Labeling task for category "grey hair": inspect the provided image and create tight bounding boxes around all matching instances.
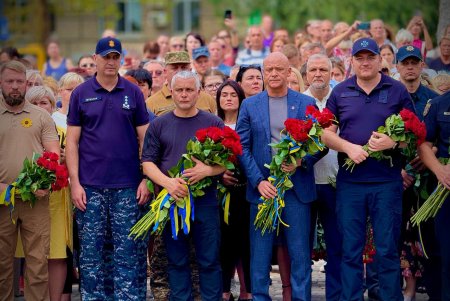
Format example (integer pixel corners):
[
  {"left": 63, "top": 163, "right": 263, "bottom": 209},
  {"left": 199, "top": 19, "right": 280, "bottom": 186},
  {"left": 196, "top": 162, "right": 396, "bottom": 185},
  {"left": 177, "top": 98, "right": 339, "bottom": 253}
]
[
  {"left": 143, "top": 60, "right": 165, "bottom": 69},
  {"left": 395, "top": 29, "right": 414, "bottom": 44},
  {"left": 303, "top": 42, "right": 326, "bottom": 54},
  {"left": 171, "top": 70, "right": 201, "bottom": 90},
  {"left": 306, "top": 53, "right": 332, "bottom": 71},
  {"left": 25, "top": 85, "right": 56, "bottom": 108}
]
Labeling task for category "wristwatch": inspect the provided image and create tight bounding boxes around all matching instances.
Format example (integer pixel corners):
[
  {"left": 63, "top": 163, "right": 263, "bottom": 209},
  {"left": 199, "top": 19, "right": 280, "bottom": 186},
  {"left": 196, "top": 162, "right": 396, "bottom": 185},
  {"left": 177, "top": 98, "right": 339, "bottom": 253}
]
[{"left": 392, "top": 142, "right": 400, "bottom": 150}]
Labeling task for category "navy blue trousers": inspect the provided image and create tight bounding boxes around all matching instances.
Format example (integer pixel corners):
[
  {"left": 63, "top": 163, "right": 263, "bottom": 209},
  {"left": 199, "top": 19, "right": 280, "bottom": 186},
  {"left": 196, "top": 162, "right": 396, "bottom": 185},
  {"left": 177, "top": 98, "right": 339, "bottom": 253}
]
[
  {"left": 162, "top": 204, "right": 222, "bottom": 301},
  {"left": 311, "top": 184, "right": 342, "bottom": 301},
  {"left": 336, "top": 180, "right": 403, "bottom": 301}
]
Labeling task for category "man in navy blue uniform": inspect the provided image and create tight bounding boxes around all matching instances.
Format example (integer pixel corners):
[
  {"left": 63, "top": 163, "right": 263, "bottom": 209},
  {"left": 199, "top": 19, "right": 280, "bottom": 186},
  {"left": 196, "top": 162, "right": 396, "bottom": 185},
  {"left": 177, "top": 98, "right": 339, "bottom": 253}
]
[
  {"left": 237, "top": 52, "right": 326, "bottom": 301},
  {"left": 397, "top": 45, "right": 441, "bottom": 300},
  {"left": 419, "top": 91, "right": 450, "bottom": 301},
  {"left": 66, "top": 37, "right": 150, "bottom": 300},
  {"left": 322, "top": 38, "right": 414, "bottom": 301}
]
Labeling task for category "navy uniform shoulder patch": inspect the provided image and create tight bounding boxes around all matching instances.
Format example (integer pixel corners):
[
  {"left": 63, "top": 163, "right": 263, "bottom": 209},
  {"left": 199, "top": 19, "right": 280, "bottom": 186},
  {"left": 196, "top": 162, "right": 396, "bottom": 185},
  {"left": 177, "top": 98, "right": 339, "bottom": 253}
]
[{"left": 423, "top": 100, "right": 432, "bottom": 117}]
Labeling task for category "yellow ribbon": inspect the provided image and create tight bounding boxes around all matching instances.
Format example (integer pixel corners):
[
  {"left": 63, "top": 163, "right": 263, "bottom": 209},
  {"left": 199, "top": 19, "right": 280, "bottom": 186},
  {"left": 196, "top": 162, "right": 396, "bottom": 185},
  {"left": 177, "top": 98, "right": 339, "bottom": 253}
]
[{"left": 223, "top": 191, "right": 231, "bottom": 225}]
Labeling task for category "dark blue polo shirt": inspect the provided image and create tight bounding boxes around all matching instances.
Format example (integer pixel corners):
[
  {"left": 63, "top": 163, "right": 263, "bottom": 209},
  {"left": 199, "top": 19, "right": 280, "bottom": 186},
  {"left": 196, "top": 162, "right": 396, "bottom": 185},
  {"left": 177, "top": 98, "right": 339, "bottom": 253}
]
[
  {"left": 67, "top": 75, "right": 149, "bottom": 188},
  {"left": 142, "top": 110, "right": 224, "bottom": 206},
  {"left": 327, "top": 74, "right": 414, "bottom": 182},
  {"left": 424, "top": 91, "right": 450, "bottom": 159},
  {"left": 410, "top": 84, "right": 439, "bottom": 121}
]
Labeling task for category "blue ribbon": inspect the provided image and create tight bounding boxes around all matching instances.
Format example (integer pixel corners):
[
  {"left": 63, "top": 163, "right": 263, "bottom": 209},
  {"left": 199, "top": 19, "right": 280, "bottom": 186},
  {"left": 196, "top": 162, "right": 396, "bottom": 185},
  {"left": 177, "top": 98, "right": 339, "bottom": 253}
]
[
  {"left": 152, "top": 193, "right": 171, "bottom": 233},
  {"left": 169, "top": 202, "right": 177, "bottom": 239}
]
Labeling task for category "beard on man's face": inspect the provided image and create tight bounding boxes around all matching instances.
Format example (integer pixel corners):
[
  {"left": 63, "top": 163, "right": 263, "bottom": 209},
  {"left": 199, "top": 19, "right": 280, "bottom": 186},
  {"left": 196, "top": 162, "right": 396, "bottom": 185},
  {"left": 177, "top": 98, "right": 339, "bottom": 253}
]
[{"left": 3, "top": 91, "right": 25, "bottom": 107}]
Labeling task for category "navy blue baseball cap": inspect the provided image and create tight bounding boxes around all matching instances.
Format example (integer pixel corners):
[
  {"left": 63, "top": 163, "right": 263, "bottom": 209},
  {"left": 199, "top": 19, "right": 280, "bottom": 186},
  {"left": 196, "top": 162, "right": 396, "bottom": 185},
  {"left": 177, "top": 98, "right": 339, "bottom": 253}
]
[
  {"left": 95, "top": 37, "right": 122, "bottom": 56},
  {"left": 192, "top": 46, "right": 210, "bottom": 60},
  {"left": 396, "top": 45, "right": 422, "bottom": 62},
  {"left": 352, "top": 38, "right": 380, "bottom": 56}
]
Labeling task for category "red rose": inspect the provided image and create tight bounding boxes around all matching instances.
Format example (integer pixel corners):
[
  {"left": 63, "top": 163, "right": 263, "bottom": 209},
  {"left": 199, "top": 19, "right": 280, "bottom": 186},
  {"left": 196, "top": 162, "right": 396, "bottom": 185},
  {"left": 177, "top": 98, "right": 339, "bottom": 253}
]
[
  {"left": 42, "top": 152, "right": 51, "bottom": 160},
  {"left": 36, "top": 157, "right": 46, "bottom": 167},
  {"left": 284, "top": 118, "right": 303, "bottom": 136},
  {"left": 292, "top": 131, "right": 308, "bottom": 143},
  {"left": 48, "top": 152, "right": 59, "bottom": 162},
  {"left": 55, "top": 165, "right": 69, "bottom": 179},
  {"left": 303, "top": 119, "right": 313, "bottom": 132},
  {"left": 47, "top": 161, "right": 58, "bottom": 172},
  {"left": 195, "top": 129, "right": 208, "bottom": 143},
  {"left": 228, "top": 154, "right": 237, "bottom": 164},
  {"left": 222, "top": 126, "right": 240, "bottom": 142},
  {"left": 305, "top": 105, "right": 319, "bottom": 117},
  {"left": 317, "top": 108, "right": 334, "bottom": 128},
  {"left": 206, "top": 127, "right": 223, "bottom": 142}
]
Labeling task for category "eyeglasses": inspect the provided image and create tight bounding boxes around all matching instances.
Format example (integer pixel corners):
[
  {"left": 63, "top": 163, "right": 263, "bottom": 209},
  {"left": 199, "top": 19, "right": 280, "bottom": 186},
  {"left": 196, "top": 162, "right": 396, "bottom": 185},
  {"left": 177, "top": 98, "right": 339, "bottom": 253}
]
[
  {"left": 204, "top": 82, "right": 223, "bottom": 90},
  {"left": 149, "top": 70, "right": 163, "bottom": 77},
  {"left": 81, "top": 63, "right": 96, "bottom": 68}
]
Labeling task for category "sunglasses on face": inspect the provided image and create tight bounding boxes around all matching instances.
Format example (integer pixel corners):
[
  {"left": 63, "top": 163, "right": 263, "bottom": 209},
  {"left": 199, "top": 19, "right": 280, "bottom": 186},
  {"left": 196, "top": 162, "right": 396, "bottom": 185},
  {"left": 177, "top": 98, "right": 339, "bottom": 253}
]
[{"left": 239, "top": 64, "right": 262, "bottom": 72}]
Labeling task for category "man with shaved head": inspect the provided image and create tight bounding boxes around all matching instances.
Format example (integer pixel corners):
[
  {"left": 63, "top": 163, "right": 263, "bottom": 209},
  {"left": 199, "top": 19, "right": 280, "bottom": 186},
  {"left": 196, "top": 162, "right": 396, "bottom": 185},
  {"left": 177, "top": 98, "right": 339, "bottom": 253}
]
[{"left": 236, "top": 52, "right": 327, "bottom": 300}]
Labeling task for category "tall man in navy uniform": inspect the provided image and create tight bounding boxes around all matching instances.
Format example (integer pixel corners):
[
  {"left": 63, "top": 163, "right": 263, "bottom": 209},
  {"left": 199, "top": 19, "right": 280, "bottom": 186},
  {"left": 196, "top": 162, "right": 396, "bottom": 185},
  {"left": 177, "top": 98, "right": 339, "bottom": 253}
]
[
  {"left": 66, "top": 37, "right": 150, "bottom": 300},
  {"left": 419, "top": 91, "right": 450, "bottom": 301},
  {"left": 396, "top": 45, "right": 441, "bottom": 300},
  {"left": 322, "top": 38, "right": 414, "bottom": 301},
  {"left": 237, "top": 52, "right": 326, "bottom": 301}
]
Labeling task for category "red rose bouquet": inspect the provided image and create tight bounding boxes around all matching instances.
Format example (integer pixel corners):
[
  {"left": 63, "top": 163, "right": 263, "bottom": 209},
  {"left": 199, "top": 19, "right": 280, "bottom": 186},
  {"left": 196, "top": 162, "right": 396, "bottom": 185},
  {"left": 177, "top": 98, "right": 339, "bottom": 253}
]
[
  {"left": 130, "top": 126, "right": 242, "bottom": 239},
  {"left": 254, "top": 106, "right": 336, "bottom": 234},
  {"left": 0, "top": 152, "right": 69, "bottom": 208},
  {"left": 343, "top": 109, "right": 426, "bottom": 171}
]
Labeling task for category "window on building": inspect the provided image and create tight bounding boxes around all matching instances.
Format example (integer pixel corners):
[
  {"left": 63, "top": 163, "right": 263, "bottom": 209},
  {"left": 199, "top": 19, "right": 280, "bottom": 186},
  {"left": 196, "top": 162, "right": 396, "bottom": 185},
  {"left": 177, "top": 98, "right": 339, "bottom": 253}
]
[
  {"left": 116, "top": 0, "right": 142, "bottom": 33},
  {"left": 173, "top": 0, "right": 200, "bottom": 33}
]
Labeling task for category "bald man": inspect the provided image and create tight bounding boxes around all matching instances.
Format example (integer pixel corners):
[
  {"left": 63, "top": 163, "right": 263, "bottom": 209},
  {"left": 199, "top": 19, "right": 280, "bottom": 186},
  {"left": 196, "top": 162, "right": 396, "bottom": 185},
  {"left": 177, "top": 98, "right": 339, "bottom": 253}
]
[{"left": 236, "top": 52, "right": 327, "bottom": 301}]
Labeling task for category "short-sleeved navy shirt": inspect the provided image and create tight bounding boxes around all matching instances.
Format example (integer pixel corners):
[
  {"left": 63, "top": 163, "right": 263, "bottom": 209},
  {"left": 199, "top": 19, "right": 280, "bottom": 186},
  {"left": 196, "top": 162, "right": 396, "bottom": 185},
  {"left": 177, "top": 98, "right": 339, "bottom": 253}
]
[
  {"left": 410, "top": 84, "right": 439, "bottom": 121},
  {"left": 424, "top": 91, "right": 450, "bottom": 159},
  {"left": 326, "top": 74, "right": 414, "bottom": 182},
  {"left": 142, "top": 110, "right": 224, "bottom": 206},
  {"left": 67, "top": 76, "right": 149, "bottom": 188}
]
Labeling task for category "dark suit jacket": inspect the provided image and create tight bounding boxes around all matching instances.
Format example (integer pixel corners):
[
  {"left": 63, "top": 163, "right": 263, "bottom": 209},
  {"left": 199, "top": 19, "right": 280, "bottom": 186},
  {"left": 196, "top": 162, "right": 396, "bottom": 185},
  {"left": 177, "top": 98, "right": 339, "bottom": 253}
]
[{"left": 236, "top": 89, "right": 327, "bottom": 204}]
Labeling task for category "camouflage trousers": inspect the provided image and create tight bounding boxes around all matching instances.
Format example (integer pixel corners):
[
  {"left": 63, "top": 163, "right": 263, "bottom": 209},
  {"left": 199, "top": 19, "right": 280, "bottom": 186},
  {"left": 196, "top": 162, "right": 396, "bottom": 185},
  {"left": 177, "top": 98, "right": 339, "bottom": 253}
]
[{"left": 76, "top": 187, "right": 148, "bottom": 301}]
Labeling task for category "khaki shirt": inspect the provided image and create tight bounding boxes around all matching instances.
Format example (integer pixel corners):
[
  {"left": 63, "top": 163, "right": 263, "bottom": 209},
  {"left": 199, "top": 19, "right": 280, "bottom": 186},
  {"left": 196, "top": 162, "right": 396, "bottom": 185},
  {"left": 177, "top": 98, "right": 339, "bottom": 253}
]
[
  {"left": 0, "top": 97, "right": 59, "bottom": 184},
  {"left": 146, "top": 85, "right": 217, "bottom": 116}
]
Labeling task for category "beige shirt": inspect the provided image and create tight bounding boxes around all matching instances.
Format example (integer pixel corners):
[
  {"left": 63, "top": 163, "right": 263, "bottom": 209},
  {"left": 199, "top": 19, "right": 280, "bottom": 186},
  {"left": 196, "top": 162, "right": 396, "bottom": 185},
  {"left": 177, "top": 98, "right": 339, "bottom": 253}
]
[
  {"left": 0, "top": 97, "right": 59, "bottom": 184},
  {"left": 146, "top": 84, "right": 217, "bottom": 116}
]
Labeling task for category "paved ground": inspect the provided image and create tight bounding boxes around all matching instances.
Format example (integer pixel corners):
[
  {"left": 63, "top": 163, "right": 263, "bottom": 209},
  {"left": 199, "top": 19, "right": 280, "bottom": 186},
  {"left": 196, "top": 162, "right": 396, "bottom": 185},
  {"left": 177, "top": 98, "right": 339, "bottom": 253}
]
[{"left": 15, "top": 261, "right": 428, "bottom": 300}]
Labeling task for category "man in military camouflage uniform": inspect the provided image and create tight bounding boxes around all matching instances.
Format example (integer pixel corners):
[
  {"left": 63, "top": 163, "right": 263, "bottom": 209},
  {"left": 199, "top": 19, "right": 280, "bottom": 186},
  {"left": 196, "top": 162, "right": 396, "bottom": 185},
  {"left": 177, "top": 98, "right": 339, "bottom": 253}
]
[{"left": 66, "top": 37, "right": 150, "bottom": 300}]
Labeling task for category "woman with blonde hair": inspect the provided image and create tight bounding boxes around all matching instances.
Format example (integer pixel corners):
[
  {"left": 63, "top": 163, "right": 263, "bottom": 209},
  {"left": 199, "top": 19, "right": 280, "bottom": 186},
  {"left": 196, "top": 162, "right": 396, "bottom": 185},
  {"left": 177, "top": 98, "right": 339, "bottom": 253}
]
[
  {"left": 287, "top": 66, "right": 305, "bottom": 92},
  {"left": 26, "top": 69, "right": 43, "bottom": 92}
]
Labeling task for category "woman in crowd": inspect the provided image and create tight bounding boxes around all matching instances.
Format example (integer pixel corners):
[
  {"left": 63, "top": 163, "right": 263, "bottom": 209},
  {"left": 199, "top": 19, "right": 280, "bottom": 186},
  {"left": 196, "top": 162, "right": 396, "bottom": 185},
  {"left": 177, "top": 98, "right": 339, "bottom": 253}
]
[
  {"left": 216, "top": 80, "right": 252, "bottom": 301},
  {"left": 185, "top": 32, "right": 206, "bottom": 58},
  {"left": 407, "top": 15, "right": 433, "bottom": 58},
  {"left": 287, "top": 67, "right": 305, "bottom": 92},
  {"left": 235, "top": 65, "right": 263, "bottom": 98},
  {"left": 202, "top": 69, "right": 227, "bottom": 98},
  {"left": 24, "top": 83, "right": 73, "bottom": 301},
  {"left": 78, "top": 55, "right": 97, "bottom": 79},
  {"left": 42, "top": 40, "right": 73, "bottom": 81},
  {"left": 125, "top": 68, "right": 153, "bottom": 99},
  {"left": 270, "top": 37, "right": 287, "bottom": 53},
  {"left": 330, "top": 58, "right": 346, "bottom": 83},
  {"left": 26, "top": 70, "right": 44, "bottom": 92},
  {"left": 379, "top": 44, "right": 398, "bottom": 78}
]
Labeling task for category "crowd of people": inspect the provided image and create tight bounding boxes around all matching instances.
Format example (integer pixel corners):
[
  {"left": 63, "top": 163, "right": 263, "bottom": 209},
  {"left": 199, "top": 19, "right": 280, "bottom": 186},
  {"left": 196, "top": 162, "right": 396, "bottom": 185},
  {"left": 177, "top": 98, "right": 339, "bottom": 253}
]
[{"left": 0, "top": 13, "right": 449, "bottom": 301}]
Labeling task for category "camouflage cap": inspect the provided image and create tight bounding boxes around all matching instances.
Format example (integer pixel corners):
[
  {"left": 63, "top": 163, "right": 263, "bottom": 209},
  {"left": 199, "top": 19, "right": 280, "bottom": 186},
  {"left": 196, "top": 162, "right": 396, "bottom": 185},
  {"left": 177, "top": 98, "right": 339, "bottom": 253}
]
[{"left": 164, "top": 51, "right": 191, "bottom": 65}]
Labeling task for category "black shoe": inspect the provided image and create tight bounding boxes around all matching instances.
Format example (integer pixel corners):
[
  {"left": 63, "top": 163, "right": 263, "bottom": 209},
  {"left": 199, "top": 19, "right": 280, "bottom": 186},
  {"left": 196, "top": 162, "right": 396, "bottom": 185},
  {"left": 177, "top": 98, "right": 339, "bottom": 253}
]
[{"left": 368, "top": 290, "right": 380, "bottom": 301}]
